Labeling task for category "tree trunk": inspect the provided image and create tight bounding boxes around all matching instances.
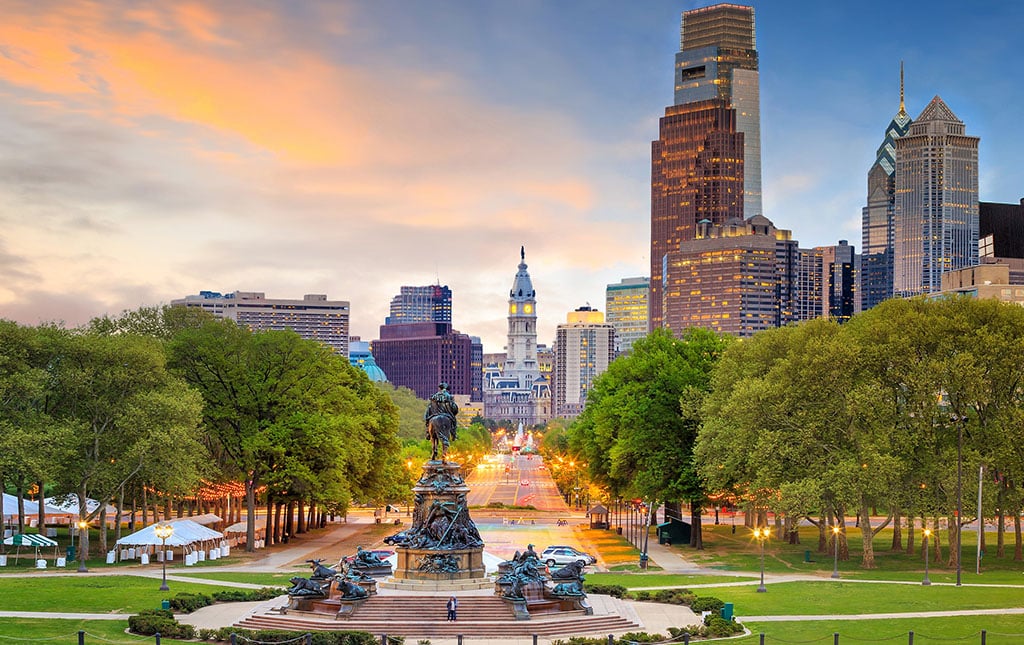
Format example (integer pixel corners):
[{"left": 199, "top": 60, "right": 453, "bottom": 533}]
[
  {"left": 77, "top": 486, "right": 90, "bottom": 563},
  {"left": 905, "top": 512, "right": 915, "bottom": 557},
  {"left": 114, "top": 485, "right": 125, "bottom": 545},
  {"left": 933, "top": 517, "right": 944, "bottom": 563},
  {"left": 858, "top": 502, "right": 875, "bottom": 568},
  {"left": 36, "top": 480, "right": 45, "bottom": 534},
  {"left": 245, "top": 478, "right": 258, "bottom": 553},
  {"left": 891, "top": 506, "right": 902, "bottom": 551},
  {"left": 285, "top": 500, "right": 294, "bottom": 541},
  {"left": 814, "top": 512, "right": 827, "bottom": 553},
  {"left": 141, "top": 487, "right": 149, "bottom": 528},
  {"left": 16, "top": 485, "right": 25, "bottom": 534},
  {"left": 99, "top": 504, "right": 108, "bottom": 554},
  {"left": 163, "top": 494, "right": 171, "bottom": 521},
  {"left": 689, "top": 504, "right": 703, "bottom": 550},
  {"left": 946, "top": 512, "right": 960, "bottom": 569},
  {"left": 997, "top": 496, "right": 1005, "bottom": 558},
  {"left": 1014, "top": 510, "right": 1022, "bottom": 561},
  {"left": 297, "top": 499, "right": 306, "bottom": 534},
  {"left": 264, "top": 495, "right": 274, "bottom": 547}
]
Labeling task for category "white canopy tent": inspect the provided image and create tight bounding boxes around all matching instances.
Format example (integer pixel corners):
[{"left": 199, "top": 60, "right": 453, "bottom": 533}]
[
  {"left": 184, "top": 513, "right": 222, "bottom": 527},
  {"left": 114, "top": 519, "right": 226, "bottom": 565},
  {"left": 45, "top": 496, "right": 118, "bottom": 517},
  {"left": 2, "top": 493, "right": 71, "bottom": 532}
]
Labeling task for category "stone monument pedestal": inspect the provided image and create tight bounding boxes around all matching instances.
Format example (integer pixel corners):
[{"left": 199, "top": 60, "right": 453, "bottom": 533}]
[
  {"left": 383, "top": 459, "right": 486, "bottom": 583},
  {"left": 394, "top": 546, "right": 486, "bottom": 580}
]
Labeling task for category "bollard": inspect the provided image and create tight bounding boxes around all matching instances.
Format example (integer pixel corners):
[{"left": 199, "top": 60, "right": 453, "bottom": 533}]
[
  {"left": 908, "top": 631, "right": 913, "bottom": 645},
  {"left": 533, "top": 635, "right": 538, "bottom": 645},
  {"left": 381, "top": 634, "right": 388, "bottom": 645},
  {"left": 78, "top": 631, "right": 85, "bottom": 645},
  {"left": 305, "top": 634, "right": 312, "bottom": 645},
  {"left": 834, "top": 633, "right": 839, "bottom": 645},
  {"left": 608, "top": 634, "right": 615, "bottom": 645},
  {"left": 760, "top": 634, "right": 765, "bottom": 645},
  {"left": 155, "top": 632, "right": 161, "bottom": 645},
  {"left": 683, "top": 634, "right": 690, "bottom": 644},
  {"left": 230, "top": 633, "right": 238, "bottom": 645},
  {"left": 459, "top": 636, "right": 464, "bottom": 645},
  {"left": 981, "top": 630, "right": 987, "bottom": 644}
]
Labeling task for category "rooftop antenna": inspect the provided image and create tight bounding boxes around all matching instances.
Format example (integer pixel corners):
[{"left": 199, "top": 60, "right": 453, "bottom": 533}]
[{"left": 899, "top": 60, "right": 906, "bottom": 116}]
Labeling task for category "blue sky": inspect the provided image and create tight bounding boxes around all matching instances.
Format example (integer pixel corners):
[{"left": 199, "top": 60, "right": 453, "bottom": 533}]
[{"left": 1, "top": 0, "right": 1021, "bottom": 351}]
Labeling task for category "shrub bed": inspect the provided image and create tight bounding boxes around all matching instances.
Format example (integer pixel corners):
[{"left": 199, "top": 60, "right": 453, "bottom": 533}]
[
  {"left": 196, "top": 628, "right": 381, "bottom": 644},
  {"left": 210, "top": 587, "right": 285, "bottom": 602},
  {"left": 583, "top": 583, "right": 627, "bottom": 598},
  {"left": 128, "top": 609, "right": 196, "bottom": 639},
  {"left": 168, "top": 592, "right": 213, "bottom": 613}
]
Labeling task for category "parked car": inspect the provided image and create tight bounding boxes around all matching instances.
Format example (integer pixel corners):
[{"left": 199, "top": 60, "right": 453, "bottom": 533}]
[
  {"left": 519, "top": 479, "right": 530, "bottom": 486},
  {"left": 541, "top": 545, "right": 596, "bottom": 567}
]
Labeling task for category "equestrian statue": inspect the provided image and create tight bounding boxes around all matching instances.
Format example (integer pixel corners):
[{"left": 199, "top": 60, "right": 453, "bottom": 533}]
[{"left": 425, "top": 382, "right": 459, "bottom": 462}]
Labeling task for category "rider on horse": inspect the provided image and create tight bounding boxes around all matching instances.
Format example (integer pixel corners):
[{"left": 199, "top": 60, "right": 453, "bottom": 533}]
[{"left": 425, "top": 382, "right": 459, "bottom": 460}]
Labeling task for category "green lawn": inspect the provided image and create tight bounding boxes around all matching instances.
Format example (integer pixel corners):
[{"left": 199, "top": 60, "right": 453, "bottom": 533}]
[
  {"left": 177, "top": 571, "right": 294, "bottom": 586},
  {"left": 714, "top": 581, "right": 1024, "bottom": 616},
  {"left": 737, "top": 615, "right": 1024, "bottom": 644},
  {"left": 0, "top": 575, "right": 243, "bottom": 614},
  {"left": 588, "top": 572, "right": 756, "bottom": 588},
  {"left": 0, "top": 618, "right": 137, "bottom": 642}
]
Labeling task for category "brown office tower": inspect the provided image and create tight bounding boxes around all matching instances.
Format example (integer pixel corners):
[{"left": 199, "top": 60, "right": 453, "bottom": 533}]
[{"left": 650, "top": 3, "right": 759, "bottom": 330}]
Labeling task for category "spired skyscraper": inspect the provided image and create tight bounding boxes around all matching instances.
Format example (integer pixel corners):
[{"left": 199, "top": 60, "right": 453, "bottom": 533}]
[
  {"left": 893, "top": 96, "right": 980, "bottom": 297},
  {"left": 861, "top": 65, "right": 912, "bottom": 311},
  {"left": 651, "top": 3, "right": 761, "bottom": 329}
]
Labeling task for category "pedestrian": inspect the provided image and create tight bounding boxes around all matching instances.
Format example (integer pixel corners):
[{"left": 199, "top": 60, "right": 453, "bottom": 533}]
[{"left": 446, "top": 595, "right": 458, "bottom": 622}]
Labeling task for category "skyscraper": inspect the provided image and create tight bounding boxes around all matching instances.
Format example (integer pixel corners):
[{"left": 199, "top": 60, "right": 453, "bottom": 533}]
[
  {"left": 553, "top": 307, "right": 615, "bottom": 419},
  {"left": 370, "top": 322, "right": 474, "bottom": 400},
  {"left": 893, "top": 96, "right": 980, "bottom": 297},
  {"left": 861, "top": 65, "right": 912, "bottom": 311},
  {"left": 651, "top": 3, "right": 760, "bottom": 329},
  {"left": 385, "top": 284, "right": 452, "bottom": 325},
  {"left": 796, "top": 241, "right": 856, "bottom": 324},
  {"left": 605, "top": 277, "right": 649, "bottom": 355}
]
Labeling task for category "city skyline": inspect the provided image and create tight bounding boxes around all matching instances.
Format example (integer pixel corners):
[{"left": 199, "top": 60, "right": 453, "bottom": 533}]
[{"left": 2, "top": 1, "right": 1023, "bottom": 352}]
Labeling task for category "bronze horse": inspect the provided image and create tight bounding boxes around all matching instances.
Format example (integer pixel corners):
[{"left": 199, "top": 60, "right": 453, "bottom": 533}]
[{"left": 427, "top": 413, "right": 457, "bottom": 461}]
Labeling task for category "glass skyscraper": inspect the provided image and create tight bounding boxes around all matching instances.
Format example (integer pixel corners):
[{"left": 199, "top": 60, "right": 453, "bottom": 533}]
[
  {"left": 893, "top": 96, "right": 979, "bottom": 297},
  {"left": 651, "top": 3, "right": 760, "bottom": 330},
  {"left": 861, "top": 66, "right": 912, "bottom": 311}
]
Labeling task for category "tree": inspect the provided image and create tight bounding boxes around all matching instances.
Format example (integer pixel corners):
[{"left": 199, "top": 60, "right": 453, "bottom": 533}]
[
  {"left": 168, "top": 320, "right": 401, "bottom": 549},
  {"left": 569, "top": 328, "right": 730, "bottom": 549}
]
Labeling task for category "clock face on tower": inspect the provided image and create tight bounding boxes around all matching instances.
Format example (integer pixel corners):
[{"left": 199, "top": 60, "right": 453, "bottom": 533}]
[
  {"left": 509, "top": 303, "right": 517, "bottom": 314},
  {"left": 523, "top": 304, "right": 534, "bottom": 314}
]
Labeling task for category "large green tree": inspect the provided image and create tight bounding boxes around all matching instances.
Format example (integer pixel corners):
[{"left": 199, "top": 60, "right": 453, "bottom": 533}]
[{"left": 569, "top": 327, "right": 730, "bottom": 549}]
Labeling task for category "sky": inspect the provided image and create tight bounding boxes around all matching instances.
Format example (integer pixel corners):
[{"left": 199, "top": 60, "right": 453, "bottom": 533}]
[{"left": 2, "top": 0, "right": 1022, "bottom": 352}]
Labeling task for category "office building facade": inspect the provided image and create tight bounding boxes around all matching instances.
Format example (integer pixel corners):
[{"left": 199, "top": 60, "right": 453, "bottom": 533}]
[
  {"left": 796, "top": 241, "right": 856, "bottom": 323},
  {"left": 385, "top": 284, "right": 452, "bottom": 325},
  {"left": 893, "top": 96, "right": 980, "bottom": 297},
  {"left": 553, "top": 307, "right": 616, "bottom": 419},
  {"left": 661, "top": 215, "right": 797, "bottom": 337},
  {"left": 171, "top": 291, "right": 350, "bottom": 355},
  {"left": 605, "top": 277, "right": 649, "bottom": 355},
  {"left": 370, "top": 322, "right": 474, "bottom": 401},
  {"left": 861, "top": 66, "right": 912, "bottom": 311},
  {"left": 651, "top": 3, "right": 760, "bottom": 329}
]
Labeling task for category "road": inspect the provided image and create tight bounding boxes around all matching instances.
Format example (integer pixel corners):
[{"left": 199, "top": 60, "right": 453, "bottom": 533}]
[{"left": 465, "top": 454, "right": 570, "bottom": 513}]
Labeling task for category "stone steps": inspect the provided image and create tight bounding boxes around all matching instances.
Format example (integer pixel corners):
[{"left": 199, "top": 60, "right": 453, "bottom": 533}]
[{"left": 237, "top": 595, "right": 641, "bottom": 638}]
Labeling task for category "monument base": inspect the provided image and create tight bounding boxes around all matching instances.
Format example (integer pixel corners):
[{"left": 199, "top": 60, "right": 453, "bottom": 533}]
[{"left": 393, "top": 546, "right": 486, "bottom": 580}]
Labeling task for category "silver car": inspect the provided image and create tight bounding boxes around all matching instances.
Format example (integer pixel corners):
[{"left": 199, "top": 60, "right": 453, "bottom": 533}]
[{"left": 541, "top": 546, "right": 596, "bottom": 567}]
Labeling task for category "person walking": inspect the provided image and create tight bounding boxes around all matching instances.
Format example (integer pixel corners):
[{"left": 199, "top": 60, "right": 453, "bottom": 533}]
[{"left": 446, "top": 595, "right": 458, "bottom": 622}]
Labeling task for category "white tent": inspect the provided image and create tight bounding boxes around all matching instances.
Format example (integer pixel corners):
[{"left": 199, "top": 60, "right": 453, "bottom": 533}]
[
  {"left": 184, "top": 513, "right": 222, "bottom": 526},
  {"left": 116, "top": 519, "right": 223, "bottom": 547},
  {"left": 45, "top": 496, "right": 117, "bottom": 517},
  {"left": 2, "top": 493, "right": 70, "bottom": 526}
]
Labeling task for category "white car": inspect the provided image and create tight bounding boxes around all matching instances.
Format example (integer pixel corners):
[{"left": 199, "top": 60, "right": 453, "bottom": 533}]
[{"left": 541, "top": 546, "right": 596, "bottom": 567}]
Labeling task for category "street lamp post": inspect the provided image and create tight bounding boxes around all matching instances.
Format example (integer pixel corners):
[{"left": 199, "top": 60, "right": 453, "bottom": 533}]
[
  {"left": 154, "top": 524, "right": 174, "bottom": 591},
  {"left": 76, "top": 520, "right": 89, "bottom": 573},
  {"left": 922, "top": 528, "right": 932, "bottom": 586},
  {"left": 753, "top": 527, "right": 768, "bottom": 592},
  {"left": 831, "top": 525, "right": 841, "bottom": 579}
]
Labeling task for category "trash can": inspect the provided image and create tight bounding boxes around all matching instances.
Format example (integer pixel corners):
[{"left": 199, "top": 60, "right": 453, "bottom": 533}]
[
  {"left": 639, "top": 552, "right": 649, "bottom": 570},
  {"left": 616, "top": 527, "right": 622, "bottom": 535},
  {"left": 721, "top": 603, "right": 734, "bottom": 621},
  {"left": 161, "top": 600, "right": 170, "bottom": 610},
  {"left": 66, "top": 545, "right": 75, "bottom": 561}
]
